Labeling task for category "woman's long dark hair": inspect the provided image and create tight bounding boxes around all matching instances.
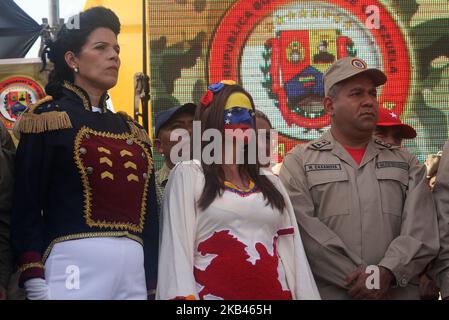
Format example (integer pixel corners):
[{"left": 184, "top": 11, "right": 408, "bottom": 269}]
[
  {"left": 196, "top": 84, "right": 285, "bottom": 212},
  {"left": 40, "top": 6, "right": 120, "bottom": 98}
]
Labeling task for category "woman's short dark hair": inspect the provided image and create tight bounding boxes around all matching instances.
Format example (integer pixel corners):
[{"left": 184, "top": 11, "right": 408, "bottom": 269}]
[
  {"left": 41, "top": 6, "right": 121, "bottom": 97},
  {"left": 195, "top": 84, "right": 286, "bottom": 212}
]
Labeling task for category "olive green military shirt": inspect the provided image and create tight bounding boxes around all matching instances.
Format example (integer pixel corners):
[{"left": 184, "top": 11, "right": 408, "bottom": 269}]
[
  {"left": 433, "top": 140, "right": 449, "bottom": 298},
  {"left": 280, "top": 130, "right": 439, "bottom": 299},
  {"left": 155, "top": 162, "right": 171, "bottom": 211}
]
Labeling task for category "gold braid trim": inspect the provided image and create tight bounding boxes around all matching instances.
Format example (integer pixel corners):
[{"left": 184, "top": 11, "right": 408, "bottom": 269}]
[
  {"left": 62, "top": 81, "right": 90, "bottom": 110},
  {"left": 28, "top": 96, "right": 53, "bottom": 113},
  {"left": 42, "top": 231, "right": 144, "bottom": 262},
  {"left": 17, "top": 110, "right": 73, "bottom": 134},
  {"left": 16, "top": 95, "right": 73, "bottom": 134},
  {"left": 117, "top": 111, "right": 151, "bottom": 145},
  {"left": 128, "top": 120, "right": 151, "bottom": 145},
  {"left": 73, "top": 127, "right": 153, "bottom": 233},
  {"left": 18, "top": 262, "right": 44, "bottom": 273}
]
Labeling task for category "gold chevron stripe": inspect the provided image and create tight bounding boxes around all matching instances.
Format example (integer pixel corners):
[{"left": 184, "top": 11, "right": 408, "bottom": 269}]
[
  {"left": 98, "top": 147, "right": 111, "bottom": 154},
  {"left": 120, "top": 150, "right": 133, "bottom": 157},
  {"left": 124, "top": 161, "right": 137, "bottom": 170},
  {"left": 100, "top": 157, "right": 113, "bottom": 167},
  {"left": 127, "top": 174, "right": 139, "bottom": 182},
  {"left": 101, "top": 171, "right": 114, "bottom": 180},
  {"left": 100, "top": 157, "right": 112, "bottom": 167}
]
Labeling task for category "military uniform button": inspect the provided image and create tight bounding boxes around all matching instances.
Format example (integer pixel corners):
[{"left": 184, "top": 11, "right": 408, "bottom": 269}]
[
  {"left": 79, "top": 147, "right": 87, "bottom": 155},
  {"left": 400, "top": 278, "right": 407, "bottom": 287},
  {"left": 143, "top": 173, "right": 148, "bottom": 180},
  {"left": 141, "top": 152, "right": 145, "bottom": 158},
  {"left": 126, "top": 139, "right": 133, "bottom": 145},
  {"left": 85, "top": 134, "right": 91, "bottom": 139},
  {"left": 86, "top": 167, "right": 94, "bottom": 174}
]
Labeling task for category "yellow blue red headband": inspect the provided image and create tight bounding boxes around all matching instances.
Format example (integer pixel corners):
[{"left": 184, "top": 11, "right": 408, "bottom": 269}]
[{"left": 224, "top": 92, "right": 252, "bottom": 110}]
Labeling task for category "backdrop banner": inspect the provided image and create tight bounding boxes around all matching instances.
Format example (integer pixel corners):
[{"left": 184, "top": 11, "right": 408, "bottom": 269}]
[{"left": 148, "top": 0, "right": 449, "bottom": 165}]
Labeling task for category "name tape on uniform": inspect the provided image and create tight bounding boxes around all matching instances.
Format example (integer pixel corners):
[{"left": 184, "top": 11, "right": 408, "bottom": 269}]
[
  {"left": 304, "top": 163, "right": 342, "bottom": 172},
  {"left": 376, "top": 161, "right": 409, "bottom": 171}
]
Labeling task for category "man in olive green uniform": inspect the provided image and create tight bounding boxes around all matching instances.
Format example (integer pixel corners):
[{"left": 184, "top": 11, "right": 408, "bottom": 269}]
[
  {"left": 433, "top": 141, "right": 449, "bottom": 300},
  {"left": 0, "top": 121, "right": 15, "bottom": 300},
  {"left": 279, "top": 57, "right": 439, "bottom": 299}
]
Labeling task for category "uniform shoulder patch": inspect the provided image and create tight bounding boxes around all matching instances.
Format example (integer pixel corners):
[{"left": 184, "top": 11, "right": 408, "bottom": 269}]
[
  {"left": 374, "top": 139, "right": 392, "bottom": 149},
  {"left": 310, "top": 140, "right": 331, "bottom": 150}
]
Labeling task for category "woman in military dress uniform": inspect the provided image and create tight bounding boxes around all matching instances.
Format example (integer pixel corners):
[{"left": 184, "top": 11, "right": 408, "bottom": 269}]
[{"left": 11, "top": 7, "right": 158, "bottom": 300}]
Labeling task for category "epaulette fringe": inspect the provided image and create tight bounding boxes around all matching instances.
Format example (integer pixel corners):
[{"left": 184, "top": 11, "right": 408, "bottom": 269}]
[{"left": 18, "top": 111, "right": 73, "bottom": 134}]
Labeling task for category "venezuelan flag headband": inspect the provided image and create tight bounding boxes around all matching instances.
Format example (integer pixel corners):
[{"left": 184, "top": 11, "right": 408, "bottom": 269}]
[{"left": 200, "top": 80, "right": 255, "bottom": 130}]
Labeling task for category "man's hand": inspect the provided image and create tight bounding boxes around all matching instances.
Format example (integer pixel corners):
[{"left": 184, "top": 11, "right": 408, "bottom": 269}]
[
  {"left": 419, "top": 274, "right": 440, "bottom": 300},
  {"left": 345, "top": 265, "right": 365, "bottom": 288},
  {"left": 346, "top": 265, "right": 393, "bottom": 300}
]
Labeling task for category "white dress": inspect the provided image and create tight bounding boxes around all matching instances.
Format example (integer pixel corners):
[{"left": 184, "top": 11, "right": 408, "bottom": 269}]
[{"left": 156, "top": 160, "right": 320, "bottom": 300}]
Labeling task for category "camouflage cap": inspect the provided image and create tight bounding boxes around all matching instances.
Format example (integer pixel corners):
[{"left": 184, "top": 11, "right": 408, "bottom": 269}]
[{"left": 323, "top": 57, "right": 387, "bottom": 96}]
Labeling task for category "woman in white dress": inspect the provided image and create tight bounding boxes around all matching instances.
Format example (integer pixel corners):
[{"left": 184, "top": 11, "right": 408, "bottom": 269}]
[{"left": 156, "top": 80, "right": 320, "bottom": 300}]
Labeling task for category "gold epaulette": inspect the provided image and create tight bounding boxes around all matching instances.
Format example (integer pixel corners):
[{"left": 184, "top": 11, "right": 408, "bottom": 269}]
[
  {"left": 17, "top": 96, "right": 73, "bottom": 134},
  {"left": 117, "top": 111, "right": 151, "bottom": 145}
]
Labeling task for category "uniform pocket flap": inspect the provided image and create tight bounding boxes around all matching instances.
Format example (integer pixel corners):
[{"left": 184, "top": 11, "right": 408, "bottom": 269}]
[
  {"left": 306, "top": 167, "right": 348, "bottom": 189},
  {"left": 375, "top": 163, "right": 409, "bottom": 187}
]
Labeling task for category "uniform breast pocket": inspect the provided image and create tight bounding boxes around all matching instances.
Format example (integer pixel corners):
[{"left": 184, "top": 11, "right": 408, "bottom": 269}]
[
  {"left": 376, "top": 167, "right": 409, "bottom": 217},
  {"left": 307, "top": 170, "right": 350, "bottom": 220}
]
